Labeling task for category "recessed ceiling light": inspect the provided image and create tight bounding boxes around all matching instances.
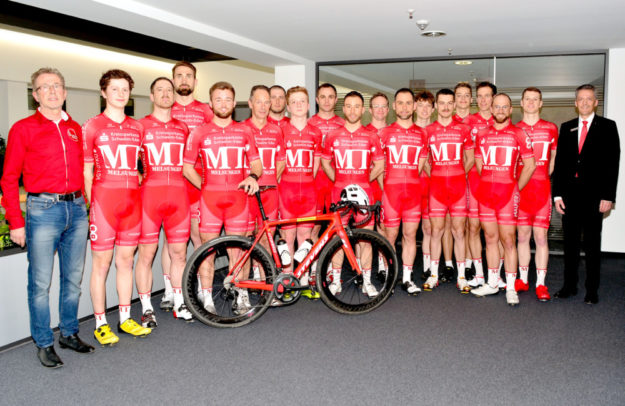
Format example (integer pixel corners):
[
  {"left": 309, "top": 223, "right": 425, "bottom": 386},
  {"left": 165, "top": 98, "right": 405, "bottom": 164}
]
[
  {"left": 421, "top": 30, "right": 446, "bottom": 38},
  {"left": 454, "top": 60, "right": 473, "bottom": 65}
]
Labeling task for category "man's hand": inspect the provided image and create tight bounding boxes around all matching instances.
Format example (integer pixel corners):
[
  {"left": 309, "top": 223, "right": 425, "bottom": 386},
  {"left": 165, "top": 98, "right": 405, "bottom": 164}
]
[
  {"left": 554, "top": 199, "right": 566, "bottom": 215},
  {"left": 599, "top": 200, "right": 613, "bottom": 213},
  {"left": 10, "top": 227, "right": 26, "bottom": 247},
  {"left": 238, "top": 176, "right": 259, "bottom": 196}
]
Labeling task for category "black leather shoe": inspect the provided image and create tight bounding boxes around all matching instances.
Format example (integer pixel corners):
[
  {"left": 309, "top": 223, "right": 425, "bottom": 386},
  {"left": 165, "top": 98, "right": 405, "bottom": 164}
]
[
  {"left": 421, "top": 270, "right": 431, "bottom": 281},
  {"left": 554, "top": 287, "right": 578, "bottom": 299},
  {"left": 584, "top": 293, "right": 599, "bottom": 305},
  {"left": 59, "top": 334, "right": 95, "bottom": 353},
  {"left": 37, "top": 346, "right": 64, "bottom": 368}
]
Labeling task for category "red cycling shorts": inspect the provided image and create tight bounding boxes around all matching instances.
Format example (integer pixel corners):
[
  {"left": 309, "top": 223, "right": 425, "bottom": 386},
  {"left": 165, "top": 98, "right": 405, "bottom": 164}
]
[
  {"left": 420, "top": 175, "right": 430, "bottom": 220},
  {"left": 315, "top": 171, "right": 333, "bottom": 214},
  {"left": 467, "top": 169, "right": 480, "bottom": 219},
  {"left": 89, "top": 186, "right": 142, "bottom": 251},
  {"left": 279, "top": 180, "right": 317, "bottom": 229},
  {"left": 247, "top": 187, "right": 279, "bottom": 232},
  {"left": 139, "top": 184, "right": 190, "bottom": 244},
  {"left": 199, "top": 189, "right": 249, "bottom": 234},
  {"left": 382, "top": 182, "right": 421, "bottom": 228},
  {"left": 428, "top": 175, "right": 468, "bottom": 218},
  {"left": 517, "top": 179, "right": 552, "bottom": 229},
  {"left": 478, "top": 184, "right": 519, "bottom": 225}
]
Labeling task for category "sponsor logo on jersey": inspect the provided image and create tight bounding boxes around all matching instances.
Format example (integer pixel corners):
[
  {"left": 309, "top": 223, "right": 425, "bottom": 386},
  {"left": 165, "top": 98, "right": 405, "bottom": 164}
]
[
  {"left": 204, "top": 139, "right": 211, "bottom": 146},
  {"left": 100, "top": 135, "right": 109, "bottom": 142},
  {"left": 67, "top": 128, "right": 78, "bottom": 142},
  {"left": 146, "top": 133, "right": 154, "bottom": 140},
  {"left": 390, "top": 137, "right": 396, "bottom": 143}
]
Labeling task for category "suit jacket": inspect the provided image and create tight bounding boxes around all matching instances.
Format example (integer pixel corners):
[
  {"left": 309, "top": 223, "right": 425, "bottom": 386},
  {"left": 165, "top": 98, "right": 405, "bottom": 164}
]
[{"left": 552, "top": 115, "right": 620, "bottom": 204}]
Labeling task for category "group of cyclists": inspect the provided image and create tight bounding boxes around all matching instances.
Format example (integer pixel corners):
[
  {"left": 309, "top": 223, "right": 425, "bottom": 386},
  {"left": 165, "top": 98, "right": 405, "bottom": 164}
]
[{"left": 74, "top": 61, "right": 556, "bottom": 346}]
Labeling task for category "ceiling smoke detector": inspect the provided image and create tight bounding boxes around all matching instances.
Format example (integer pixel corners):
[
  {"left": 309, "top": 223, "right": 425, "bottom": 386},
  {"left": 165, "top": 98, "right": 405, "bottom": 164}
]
[
  {"left": 421, "top": 30, "right": 446, "bottom": 38},
  {"left": 416, "top": 19, "right": 429, "bottom": 30}
]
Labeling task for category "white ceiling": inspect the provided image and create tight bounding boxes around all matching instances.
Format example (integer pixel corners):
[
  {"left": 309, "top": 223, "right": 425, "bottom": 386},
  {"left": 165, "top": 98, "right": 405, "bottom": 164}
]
[{"left": 13, "top": 0, "right": 625, "bottom": 67}]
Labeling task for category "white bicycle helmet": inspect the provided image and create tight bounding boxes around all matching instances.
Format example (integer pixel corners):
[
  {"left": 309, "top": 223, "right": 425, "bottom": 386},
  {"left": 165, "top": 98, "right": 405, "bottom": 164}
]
[{"left": 340, "top": 184, "right": 369, "bottom": 213}]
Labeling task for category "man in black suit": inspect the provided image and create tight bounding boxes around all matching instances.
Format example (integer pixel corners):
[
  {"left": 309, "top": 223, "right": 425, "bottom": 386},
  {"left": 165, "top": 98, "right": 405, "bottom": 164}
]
[{"left": 552, "top": 84, "right": 620, "bottom": 304}]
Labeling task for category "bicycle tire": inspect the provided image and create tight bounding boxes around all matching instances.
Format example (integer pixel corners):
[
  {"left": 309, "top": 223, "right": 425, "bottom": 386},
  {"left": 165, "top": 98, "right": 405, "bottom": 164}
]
[
  {"left": 182, "top": 235, "right": 276, "bottom": 328},
  {"left": 316, "top": 229, "right": 398, "bottom": 315}
]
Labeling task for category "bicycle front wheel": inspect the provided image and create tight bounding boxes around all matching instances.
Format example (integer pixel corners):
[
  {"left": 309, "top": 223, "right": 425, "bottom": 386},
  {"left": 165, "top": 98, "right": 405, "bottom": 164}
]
[
  {"left": 316, "top": 229, "right": 398, "bottom": 315},
  {"left": 182, "top": 236, "right": 276, "bottom": 328}
]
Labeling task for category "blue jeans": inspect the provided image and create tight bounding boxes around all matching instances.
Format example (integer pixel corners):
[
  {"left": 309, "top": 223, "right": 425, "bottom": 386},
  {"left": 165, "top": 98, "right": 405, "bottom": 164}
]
[{"left": 25, "top": 194, "right": 88, "bottom": 348}]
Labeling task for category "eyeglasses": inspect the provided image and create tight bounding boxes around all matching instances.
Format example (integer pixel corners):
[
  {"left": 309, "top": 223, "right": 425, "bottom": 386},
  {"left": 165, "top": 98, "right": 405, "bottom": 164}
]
[{"left": 36, "top": 83, "right": 64, "bottom": 93}]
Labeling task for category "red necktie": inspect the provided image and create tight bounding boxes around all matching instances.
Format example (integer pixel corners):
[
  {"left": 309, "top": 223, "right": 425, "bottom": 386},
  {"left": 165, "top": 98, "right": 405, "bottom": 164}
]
[{"left": 579, "top": 120, "right": 588, "bottom": 152}]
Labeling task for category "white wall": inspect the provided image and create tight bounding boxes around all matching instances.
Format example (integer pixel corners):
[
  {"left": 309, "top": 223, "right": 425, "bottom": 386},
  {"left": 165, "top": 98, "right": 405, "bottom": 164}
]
[
  {"left": 194, "top": 60, "right": 274, "bottom": 103},
  {"left": 602, "top": 48, "right": 625, "bottom": 253}
]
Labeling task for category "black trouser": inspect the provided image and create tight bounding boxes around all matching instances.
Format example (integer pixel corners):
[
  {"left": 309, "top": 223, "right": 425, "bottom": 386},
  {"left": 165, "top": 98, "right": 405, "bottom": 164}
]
[{"left": 561, "top": 195, "right": 604, "bottom": 295}]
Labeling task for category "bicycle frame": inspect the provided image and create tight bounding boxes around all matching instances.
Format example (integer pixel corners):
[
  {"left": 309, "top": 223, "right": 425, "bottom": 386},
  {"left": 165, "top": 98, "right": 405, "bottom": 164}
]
[{"left": 232, "top": 203, "right": 361, "bottom": 292}]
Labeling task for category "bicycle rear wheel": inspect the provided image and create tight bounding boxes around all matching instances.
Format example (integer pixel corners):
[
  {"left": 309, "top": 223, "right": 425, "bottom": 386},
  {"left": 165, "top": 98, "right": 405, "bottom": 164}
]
[
  {"left": 182, "top": 236, "right": 276, "bottom": 327},
  {"left": 316, "top": 229, "right": 398, "bottom": 314}
]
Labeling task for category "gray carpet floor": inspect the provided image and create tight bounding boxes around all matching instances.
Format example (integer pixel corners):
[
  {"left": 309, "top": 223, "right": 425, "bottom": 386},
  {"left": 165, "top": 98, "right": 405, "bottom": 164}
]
[{"left": 1, "top": 255, "right": 624, "bottom": 406}]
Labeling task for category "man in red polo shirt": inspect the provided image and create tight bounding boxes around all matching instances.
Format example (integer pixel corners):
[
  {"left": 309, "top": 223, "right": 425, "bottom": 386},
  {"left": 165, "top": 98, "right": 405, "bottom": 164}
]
[{"left": 1, "top": 67, "right": 92, "bottom": 368}]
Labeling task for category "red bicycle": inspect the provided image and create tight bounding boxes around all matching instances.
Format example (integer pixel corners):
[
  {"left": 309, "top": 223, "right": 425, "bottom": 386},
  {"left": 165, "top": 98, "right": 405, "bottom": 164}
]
[{"left": 182, "top": 186, "right": 398, "bottom": 327}]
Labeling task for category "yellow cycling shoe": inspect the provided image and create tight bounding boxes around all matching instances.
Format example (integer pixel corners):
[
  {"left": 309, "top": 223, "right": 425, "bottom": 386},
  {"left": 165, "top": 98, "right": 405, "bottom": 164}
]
[
  {"left": 94, "top": 324, "right": 120, "bottom": 346},
  {"left": 117, "top": 318, "right": 152, "bottom": 337},
  {"left": 301, "top": 289, "right": 320, "bottom": 300}
]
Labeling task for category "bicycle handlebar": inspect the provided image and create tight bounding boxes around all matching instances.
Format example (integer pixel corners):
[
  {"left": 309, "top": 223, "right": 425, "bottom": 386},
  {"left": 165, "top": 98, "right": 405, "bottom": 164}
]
[{"left": 329, "top": 200, "right": 382, "bottom": 228}]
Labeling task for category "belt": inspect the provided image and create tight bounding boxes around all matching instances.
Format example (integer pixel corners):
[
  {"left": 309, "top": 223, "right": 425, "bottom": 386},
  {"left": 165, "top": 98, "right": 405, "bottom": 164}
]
[{"left": 28, "top": 191, "right": 82, "bottom": 201}]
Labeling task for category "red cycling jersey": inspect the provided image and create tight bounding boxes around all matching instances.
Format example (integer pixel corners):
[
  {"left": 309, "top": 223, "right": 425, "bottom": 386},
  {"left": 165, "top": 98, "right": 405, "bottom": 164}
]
[
  {"left": 171, "top": 100, "right": 213, "bottom": 130},
  {"left": 308, "top": 114, "right": 345, "bottom": 139},
  {"left": 83, "top": 114, "right": 143, "bottom": 189},
  {"left": 280, "top": 122, "right": 322, "bottom": 183},
  {"left": 139, "top": 115, "right": 189, "bottom": 187},
  {"left": 83, "top": 114, "right": 143, "bottom": 250},
  {"left": 309, "top": 114, "right": 345, "bottom": 211},
  {"left": 267, "top": 116, "right": 290, "bottom": 128},
  {"left": 364, "top": 123, "right": 386, "bottom": 202},
  {"left": 515, "top": 119, "right": 558, "bottom": 181},
  {"left": 184, "top": 121, "right": 260, "bottom": 190},
  {"left": 243, "top": 119, "right": 286, "bottom": 186},
  {"left": 380, "top": 122, "right": 427, "bottom": 184},
  {"left": 322, "top": 125, "right": 384, "bottom": 189},
  {"left": 516, "top": 119, "right": 558, "bottom": 220},
  {"left": 453, "top": 113, "right": 470, "bottom": 124},
  {"left": 475, "top": 123, "right": 534, "bottom": 209},
  {"left": 426, "top": 120, "right": 473, "bottom": 178}
]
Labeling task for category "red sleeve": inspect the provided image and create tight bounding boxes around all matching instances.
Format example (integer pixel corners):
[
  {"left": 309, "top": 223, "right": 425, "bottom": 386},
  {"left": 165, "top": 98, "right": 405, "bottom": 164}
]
[
  {"left": 419, "top": 130, "right": 428, "bottom": 158},
  {"left": 321, "top": 130, "right": 334, "bottom": 160},
  {"left": 462, "top": 124, "right": 474, "bottom": 150},
  {"left": 474, "top": 133, "right": 484, "bottom": 160},
  {"left": 276, "top": 129, "right": 286, "bottom": 162},
  {"left": 82, "top": 119, "right": 96, "bottom": 163},
  {"left": 0, "top": 121, "right": 27, "bottom": 229},
  {"left": 184, "top": 126, "right": 202, "bottom": 164},
  {"left": 312, "top": 127, "right": 323, "bottom": 157},
  {"left": 550, "top": 123, "right": 558, "bottom": 151},
  {"left": 244, "top": 127, "right": 260, "bottom": 163},
  {"left": 370, "top": 133, "right": 384, "bottom": 161},
  {"left": 517, "top": 128, "right": 534, "bottom": 159}
]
